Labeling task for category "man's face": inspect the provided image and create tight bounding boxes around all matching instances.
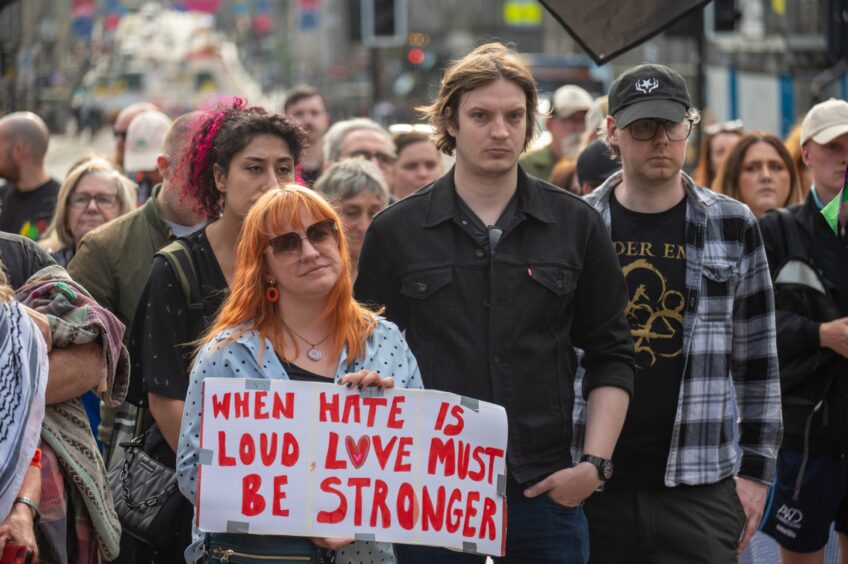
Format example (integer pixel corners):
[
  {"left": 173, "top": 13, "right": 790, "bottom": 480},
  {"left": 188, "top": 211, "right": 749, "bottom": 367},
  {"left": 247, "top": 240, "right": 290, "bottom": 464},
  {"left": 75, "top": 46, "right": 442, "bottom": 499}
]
[
  {"left": 447, "top": 78, "right": 527, "bottom": 179},
  {"left": 339, "top": 129, "right": 396, "bottom": 186},
  {"left": 802, "top": 132, "right": 848, "bottom": 200},
  {"left": 547, "top": 110, "right": 587, "bottom": 158},
  {"left": 287, "top": 95, "right": 329, "bottom": 144},
  {"left": 606, "top": 115, "right": 688, "bottom": 185}
]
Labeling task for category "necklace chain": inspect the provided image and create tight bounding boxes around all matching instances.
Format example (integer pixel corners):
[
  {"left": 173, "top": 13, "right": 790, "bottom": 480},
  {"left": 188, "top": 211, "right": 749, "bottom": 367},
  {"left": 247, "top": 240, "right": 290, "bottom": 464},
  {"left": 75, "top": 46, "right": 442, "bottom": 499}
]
[{"left": 282, "top": 321, "right": 330, "bottom": 361}]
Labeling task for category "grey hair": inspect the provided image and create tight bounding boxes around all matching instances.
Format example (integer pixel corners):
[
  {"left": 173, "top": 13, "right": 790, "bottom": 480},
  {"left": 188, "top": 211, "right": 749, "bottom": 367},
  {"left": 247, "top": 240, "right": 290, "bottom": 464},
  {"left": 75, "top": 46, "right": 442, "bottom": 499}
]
[
  {"left": 314, "top": 157, "right": 390, "bottom": 205},
  {"left": 322, "top": 118, "right": 394, "bottom": 164}
]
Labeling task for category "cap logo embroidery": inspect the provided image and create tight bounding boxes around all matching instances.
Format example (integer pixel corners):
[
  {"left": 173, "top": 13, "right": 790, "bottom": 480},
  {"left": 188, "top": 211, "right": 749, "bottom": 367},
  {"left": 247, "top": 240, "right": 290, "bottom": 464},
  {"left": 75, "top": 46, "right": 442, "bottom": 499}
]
[{"left": 635, "top": 78, "right": 660, "bottom": 94}]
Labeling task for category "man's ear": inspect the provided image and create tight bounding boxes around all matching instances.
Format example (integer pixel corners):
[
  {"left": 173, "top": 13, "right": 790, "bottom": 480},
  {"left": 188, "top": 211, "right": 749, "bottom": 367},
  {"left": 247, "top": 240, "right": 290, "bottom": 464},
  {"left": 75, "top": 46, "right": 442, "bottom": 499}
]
[
  {"left": 213, "top": 163, "right": 226, "bottom": 193},
  {"left": 605, "top": 115, "right": 620, "bottom": 148},
  {"left": 444, "top": 108, "right": 458, "bottom": 138},
  {"left": 156, "top": 154, "right": 169, "bottom": 178},
  {"left": 800, "top": 143, "right": 812, "bottom": 168}
]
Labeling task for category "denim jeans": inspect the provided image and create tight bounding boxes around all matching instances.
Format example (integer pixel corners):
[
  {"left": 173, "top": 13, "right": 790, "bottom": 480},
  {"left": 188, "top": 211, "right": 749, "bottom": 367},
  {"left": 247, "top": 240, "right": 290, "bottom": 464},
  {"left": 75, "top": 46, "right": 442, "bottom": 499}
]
[{"left": 394, "top": 475, "right": 590, "bottom": 564}]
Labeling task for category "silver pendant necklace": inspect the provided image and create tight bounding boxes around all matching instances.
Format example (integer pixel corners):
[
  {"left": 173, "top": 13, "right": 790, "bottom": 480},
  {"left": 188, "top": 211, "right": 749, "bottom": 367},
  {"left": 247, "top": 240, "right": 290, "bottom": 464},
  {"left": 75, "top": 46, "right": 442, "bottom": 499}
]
[{"left": 283, "top": 322, "right": 330, "bottom": 361}]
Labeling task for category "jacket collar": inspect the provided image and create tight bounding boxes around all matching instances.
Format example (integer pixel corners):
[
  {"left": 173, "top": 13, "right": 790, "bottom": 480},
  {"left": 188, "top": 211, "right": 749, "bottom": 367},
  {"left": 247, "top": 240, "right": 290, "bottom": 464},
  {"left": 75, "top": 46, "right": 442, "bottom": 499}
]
[
  {"left": 422, "top": 165, "right": 556, "bottom": 228},
  {"left": 142, "top": 183, "right": 173, "bottom": 240}
]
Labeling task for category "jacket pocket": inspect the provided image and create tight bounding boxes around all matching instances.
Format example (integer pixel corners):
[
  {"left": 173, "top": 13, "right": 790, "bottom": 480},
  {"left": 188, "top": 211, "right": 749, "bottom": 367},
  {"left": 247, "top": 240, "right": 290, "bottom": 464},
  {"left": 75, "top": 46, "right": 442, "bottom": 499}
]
[
  {"left": 700, "top": 260, "right": 736, "bottom": 323},
  {"left": 529, "top": 264, "right": 578, "bottom": 297},
  {"left": 400, "top": 266, "right": 453, "bottom": 300}
]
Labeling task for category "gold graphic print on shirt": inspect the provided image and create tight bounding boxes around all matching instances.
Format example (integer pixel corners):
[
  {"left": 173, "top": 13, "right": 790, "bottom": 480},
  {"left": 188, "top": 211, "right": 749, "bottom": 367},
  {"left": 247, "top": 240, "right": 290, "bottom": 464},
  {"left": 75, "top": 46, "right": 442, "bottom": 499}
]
[{"left": 615, "top": 242, "right": 686, "bottom": 369}]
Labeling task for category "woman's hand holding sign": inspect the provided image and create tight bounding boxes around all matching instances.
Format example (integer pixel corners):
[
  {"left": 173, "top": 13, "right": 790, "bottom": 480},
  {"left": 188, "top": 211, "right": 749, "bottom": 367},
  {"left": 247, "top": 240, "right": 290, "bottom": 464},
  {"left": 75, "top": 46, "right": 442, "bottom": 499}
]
[{"left": 338, "top": 369, "right": 394, "bottom": 391}]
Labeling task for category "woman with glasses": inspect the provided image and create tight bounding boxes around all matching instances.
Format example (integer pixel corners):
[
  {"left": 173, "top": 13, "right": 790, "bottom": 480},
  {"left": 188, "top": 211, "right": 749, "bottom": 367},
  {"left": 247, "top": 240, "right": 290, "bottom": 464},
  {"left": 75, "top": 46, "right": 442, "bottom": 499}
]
[
  {"left": 125, "top": 99, "right": 305, "bottom": 563},
  {"left": 713, "top": 132, "right": 803, "bottom": 218},
  {"left": 177, "top": 185, "right": 423, "bottom": 563},
  {"left": 315, "top": 157, "right": 389, "bottom": 279},
  {"left": 38, "top": 157, "right": 137, "bottom": 266},
  {"left": 692, "top": 120, "right": 744, "bottom": 188}
]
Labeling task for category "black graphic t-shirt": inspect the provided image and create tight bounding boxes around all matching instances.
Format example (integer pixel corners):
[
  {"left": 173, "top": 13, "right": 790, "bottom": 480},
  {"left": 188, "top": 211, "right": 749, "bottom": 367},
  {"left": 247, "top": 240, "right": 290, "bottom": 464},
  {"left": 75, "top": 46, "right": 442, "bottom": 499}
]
[
  {"left": 0, "top": 179, "right": 60, "bottom": 240},
  {"left": 608, "top": 191, "right": 687, "bottom": 489}
]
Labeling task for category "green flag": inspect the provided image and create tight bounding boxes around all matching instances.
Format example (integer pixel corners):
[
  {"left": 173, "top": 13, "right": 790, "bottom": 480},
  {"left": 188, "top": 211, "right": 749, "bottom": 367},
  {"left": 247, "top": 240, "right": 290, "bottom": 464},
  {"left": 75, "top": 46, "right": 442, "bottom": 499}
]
[{"left": 821, "top": 167, "right": 848, "bottom": 235}]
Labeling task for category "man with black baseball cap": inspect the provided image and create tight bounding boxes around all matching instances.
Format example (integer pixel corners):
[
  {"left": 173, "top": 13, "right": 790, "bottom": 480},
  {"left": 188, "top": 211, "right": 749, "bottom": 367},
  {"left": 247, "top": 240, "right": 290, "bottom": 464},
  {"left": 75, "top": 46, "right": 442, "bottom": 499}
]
[
  {"left": 576, "top": 139, "right": 620, "bottom": 195},
  {"left": 579, "top": 63, "right": 782, "bottom": 562}
]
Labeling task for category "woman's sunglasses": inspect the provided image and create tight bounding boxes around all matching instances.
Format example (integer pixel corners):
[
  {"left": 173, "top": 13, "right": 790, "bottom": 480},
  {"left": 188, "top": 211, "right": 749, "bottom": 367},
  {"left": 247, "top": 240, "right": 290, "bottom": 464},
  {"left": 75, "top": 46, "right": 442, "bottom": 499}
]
[{"left": 268, "top": 218, "right": 338, "bottom": 256}]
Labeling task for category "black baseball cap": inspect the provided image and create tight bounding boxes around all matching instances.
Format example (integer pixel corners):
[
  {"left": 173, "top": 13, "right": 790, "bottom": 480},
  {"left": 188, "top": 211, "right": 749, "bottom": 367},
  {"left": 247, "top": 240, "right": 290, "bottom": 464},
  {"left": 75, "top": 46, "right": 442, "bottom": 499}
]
[
  {"left": 608, "top": 63, "right": 691, "bottom": 129},
  {"left": 577, "top": 140, "right": 621, "bottom": 187}
]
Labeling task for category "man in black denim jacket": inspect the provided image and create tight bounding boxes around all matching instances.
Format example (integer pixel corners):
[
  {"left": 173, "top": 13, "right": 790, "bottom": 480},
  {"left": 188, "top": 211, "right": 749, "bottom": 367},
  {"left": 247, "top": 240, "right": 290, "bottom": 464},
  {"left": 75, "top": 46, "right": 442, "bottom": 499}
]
[{"left": 355, "top": 43, "right": 634, "bottom": 563}]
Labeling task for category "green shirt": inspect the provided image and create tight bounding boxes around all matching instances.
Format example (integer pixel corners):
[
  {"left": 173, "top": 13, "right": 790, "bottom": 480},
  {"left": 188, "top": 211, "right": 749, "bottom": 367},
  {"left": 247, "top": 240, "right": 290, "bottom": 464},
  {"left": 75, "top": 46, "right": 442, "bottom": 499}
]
[{"left": 519, "top": 144, "right": 557, "bottom": 181}]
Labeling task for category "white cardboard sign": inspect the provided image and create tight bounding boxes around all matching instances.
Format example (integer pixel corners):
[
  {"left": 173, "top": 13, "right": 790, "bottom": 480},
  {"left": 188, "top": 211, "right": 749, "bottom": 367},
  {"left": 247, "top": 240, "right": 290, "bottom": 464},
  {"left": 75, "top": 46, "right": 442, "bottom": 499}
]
[{"left": 196, "top": 378, "right": 508, "bottom": 556}]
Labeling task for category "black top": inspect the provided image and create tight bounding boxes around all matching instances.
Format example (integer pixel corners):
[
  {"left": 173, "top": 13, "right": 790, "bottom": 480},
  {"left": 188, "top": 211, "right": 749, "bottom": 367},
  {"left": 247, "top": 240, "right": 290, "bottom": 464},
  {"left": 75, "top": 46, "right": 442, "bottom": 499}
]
[
  {"left": 608, "top": 191, "right": 687, "bottom": 489},
  {"left": 0, "top": 179, "right": 60, "bottom": 240},
  {"left": 278, "top": 356, "right": 335, "bottom": 384},
  {"left": 131, "top": 228, "right": 228, "bottom": 464},
  {"left": 0, "top": 231, "right": 56, "bottom": 288},
  {"left": 760, "top": 194, "right": 848, "bottom": 455},
  {"left": 354, "top": 166, "right": 635, "bottom": 484}
]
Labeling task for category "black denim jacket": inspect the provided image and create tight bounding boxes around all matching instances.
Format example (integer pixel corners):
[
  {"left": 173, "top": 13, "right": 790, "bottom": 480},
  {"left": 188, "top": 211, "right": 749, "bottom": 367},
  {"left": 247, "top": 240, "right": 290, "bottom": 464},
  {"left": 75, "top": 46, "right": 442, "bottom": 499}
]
[{"left": 355, "top": 167, "right": 635, "bottom": 483}]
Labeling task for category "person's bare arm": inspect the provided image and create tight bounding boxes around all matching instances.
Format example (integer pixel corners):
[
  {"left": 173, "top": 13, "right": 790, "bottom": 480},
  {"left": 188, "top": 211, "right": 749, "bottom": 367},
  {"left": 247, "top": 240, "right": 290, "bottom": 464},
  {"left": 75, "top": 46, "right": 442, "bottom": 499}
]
[
  {"left": 44, "top": 340, "right": 106, "bottom": 404},
  {"left": 0, "top": 464, "right": 41, "bottom": 560},
  {"left": 148, "top": 392, "right": 185, "bottom": 453},
  {"left": 524, "top": 386, "right": 629, "bottom": 506}
]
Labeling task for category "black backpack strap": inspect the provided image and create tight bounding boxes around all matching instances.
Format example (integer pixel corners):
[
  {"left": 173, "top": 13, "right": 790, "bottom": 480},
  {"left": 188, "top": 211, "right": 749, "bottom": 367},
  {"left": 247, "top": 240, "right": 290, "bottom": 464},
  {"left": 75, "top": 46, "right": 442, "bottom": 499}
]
[
  {"left": 155, "top": 239, "right": 204, "bottom": 336},
  {"left": 774, "top": 207, "right": 807, "bottom": 260}
]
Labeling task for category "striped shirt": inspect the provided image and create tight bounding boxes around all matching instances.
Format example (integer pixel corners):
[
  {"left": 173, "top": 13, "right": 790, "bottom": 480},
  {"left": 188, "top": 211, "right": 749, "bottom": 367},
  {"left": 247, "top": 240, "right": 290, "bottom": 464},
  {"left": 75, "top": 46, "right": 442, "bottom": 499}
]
[{"left": 576, "top": 171, "right": 782, "bottom": 486}]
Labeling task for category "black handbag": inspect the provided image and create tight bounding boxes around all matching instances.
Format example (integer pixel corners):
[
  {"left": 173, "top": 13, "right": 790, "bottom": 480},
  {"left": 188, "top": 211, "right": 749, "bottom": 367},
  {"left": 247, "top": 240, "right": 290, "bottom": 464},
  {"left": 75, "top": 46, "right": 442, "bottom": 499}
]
[
  {"left": 107, "top": 434, "right": 185, "bottom": 548},
  {"left": 204, "top": 533, "right": 322, "bottom": 563}
]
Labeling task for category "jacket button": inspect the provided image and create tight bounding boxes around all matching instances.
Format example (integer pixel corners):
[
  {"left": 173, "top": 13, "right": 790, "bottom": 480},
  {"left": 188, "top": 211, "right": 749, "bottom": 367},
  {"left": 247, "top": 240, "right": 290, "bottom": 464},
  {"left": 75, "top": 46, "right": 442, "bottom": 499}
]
[
  {"left": 416, "top": 282, "right": 428, "bottom": 293},
  {"left": 475, "top": 249, "right": 485, "bottom": 258},
  {"left": 483, "top": 299, "right": 490, "bottom": 308},
  {"left": 493, "top": 355, "right": 502, "bottom": 363}
]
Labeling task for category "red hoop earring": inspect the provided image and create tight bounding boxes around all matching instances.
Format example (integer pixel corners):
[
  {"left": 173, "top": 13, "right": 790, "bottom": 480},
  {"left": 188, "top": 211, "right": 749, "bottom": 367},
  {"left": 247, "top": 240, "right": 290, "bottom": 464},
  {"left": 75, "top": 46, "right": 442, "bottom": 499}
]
[{"left": 265, "top": 286, "right": 280, "bottom": 303}]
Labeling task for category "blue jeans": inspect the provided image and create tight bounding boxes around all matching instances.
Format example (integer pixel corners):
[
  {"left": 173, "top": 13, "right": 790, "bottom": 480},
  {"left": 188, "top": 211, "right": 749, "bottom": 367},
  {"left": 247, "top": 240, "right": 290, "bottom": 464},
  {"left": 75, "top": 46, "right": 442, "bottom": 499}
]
[{"left": 394, "top": 476, "right": 589, "bottom": 564}]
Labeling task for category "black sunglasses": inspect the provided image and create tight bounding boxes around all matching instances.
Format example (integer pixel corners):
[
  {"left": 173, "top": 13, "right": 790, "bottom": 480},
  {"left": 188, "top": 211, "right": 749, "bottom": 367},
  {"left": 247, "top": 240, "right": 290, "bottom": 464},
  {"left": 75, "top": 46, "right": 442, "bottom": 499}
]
[{"left": 269, "top": 218, "right": 338, "bottom": 256}]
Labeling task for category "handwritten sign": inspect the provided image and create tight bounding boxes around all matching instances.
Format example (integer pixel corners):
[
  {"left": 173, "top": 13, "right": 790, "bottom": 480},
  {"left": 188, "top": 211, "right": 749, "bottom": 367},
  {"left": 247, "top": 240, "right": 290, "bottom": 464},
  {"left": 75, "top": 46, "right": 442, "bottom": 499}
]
[{"left": 196, "top": 378, "right": 508, "bottom": 556}]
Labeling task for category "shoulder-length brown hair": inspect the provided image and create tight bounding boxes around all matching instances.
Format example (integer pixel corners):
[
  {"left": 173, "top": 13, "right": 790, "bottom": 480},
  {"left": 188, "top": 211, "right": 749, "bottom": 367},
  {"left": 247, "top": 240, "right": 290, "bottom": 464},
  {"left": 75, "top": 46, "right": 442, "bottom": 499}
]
[
  {"left": 418, "top": 42, "right": 538, "bottom": 156},
  {"left": 201, "top": 185, "right": 379, "bottom": 362},
  {"left": 713, "top": 132, "right": 803, "bottom": 209}
]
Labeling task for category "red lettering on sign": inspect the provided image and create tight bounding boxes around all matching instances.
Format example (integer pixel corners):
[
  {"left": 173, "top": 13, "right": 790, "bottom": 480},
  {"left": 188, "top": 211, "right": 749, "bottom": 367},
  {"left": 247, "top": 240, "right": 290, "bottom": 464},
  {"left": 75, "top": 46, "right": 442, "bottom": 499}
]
[
  {"left": 272, "top": 475, "right": 289, "bottom": 517},
  {"left": 444, "top": 405, "right": 465, "bottom": 436},
  {"left": 319, "top": 392, "right": 339, "bottom": 423},
  {"left": 462, "top": 491, "right": 480, "bottom": 538},
  {"left": 434, "top": 402, "right": 449, "bottom": 432},
  {"left": 259, "top": 433, "right": 277, "bottom": 466},
  {"left": 234, "top": 392, "right": 249, "bottom": 418},
  {"left": 362, "top": 397, "right": 388, "bottom": 427},
  {"left": 479, "top": 497, "right": 497, "bottom": 540},
  {"left": 428, "top": 437, "right": 455, "bottom": 476},
  {"left": 241, "top": 474, "right": 265, "bottom": 516},
  {"left": 212, "top": 393, "right": 230, "bottom": 419},
  {"left": 271, "top": 392, "right": 294, "bottom": 419},
  {"left": 387, "top": 396, "right": 405, "bottom": 428},
  {"left": 394, "top": 437, "right": 412, "bottom": 472},
  {"left": 239, "top": 434, "right": 256, "bottom": 465},
  {"left": 484, "top": 447, "right": 505, "bottom": 484},
  {"left": 370, "top": 479, "right": 390, "bottom": 528},
  {"left": 316, "top": 477, "right": 346, "bottom": 524},
  {"left": 396, "top": 482, "right": 416, "bottom": 530},
  {"left": 324, "top": 432, "right": 347, "bottom": 470},
  {"left": 254, "top": 391, "right": 268, "bottom": 419},
  {"left": 373, "top": 436, "right": 397, "bottom": 470},
  {"left": 348, "top": 477, "right": 370, "bottom": 526},
  {"left": 218, "top": 431, "right": 235, "bottom": 466},
  {"left": 422, "top": 485, "right": 445, "bottom": 531},
  {"left": 281, "top": 433, "right": 299, "bottom": 467},
  {"left": 446, "top": 488, "right": 462, "bottom": 533},
  {"left": 342, "top": 394, "right": 361, "bottom": 423}
]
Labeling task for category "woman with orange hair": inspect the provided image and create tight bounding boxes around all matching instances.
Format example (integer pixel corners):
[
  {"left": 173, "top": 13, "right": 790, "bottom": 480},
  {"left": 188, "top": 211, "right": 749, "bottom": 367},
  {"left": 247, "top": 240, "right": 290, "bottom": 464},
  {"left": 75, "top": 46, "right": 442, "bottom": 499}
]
[{"left": 177, "top": 185, "right": 423, "bottom": 563}]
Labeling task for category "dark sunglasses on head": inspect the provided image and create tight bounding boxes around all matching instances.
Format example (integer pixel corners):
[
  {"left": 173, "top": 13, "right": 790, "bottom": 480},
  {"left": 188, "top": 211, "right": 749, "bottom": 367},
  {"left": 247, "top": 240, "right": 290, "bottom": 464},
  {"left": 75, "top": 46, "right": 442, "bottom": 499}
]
[{"left": 269, "top": 218, "right": 338, "bottom": 256}]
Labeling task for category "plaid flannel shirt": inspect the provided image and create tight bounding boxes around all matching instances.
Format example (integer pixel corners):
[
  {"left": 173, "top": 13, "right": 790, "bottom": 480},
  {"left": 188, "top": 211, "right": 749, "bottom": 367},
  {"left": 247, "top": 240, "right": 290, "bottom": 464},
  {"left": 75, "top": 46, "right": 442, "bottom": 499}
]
[{"left": 575, "top": 172, "right": 782, "bottom": 486}]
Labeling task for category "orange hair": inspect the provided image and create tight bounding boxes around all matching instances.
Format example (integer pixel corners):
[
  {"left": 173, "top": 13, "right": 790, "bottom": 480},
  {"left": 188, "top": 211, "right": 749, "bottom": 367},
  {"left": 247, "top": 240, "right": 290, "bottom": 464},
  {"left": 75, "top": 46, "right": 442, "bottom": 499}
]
[{"left": 202, "top": 184, "right": 379, "bottom": 363}]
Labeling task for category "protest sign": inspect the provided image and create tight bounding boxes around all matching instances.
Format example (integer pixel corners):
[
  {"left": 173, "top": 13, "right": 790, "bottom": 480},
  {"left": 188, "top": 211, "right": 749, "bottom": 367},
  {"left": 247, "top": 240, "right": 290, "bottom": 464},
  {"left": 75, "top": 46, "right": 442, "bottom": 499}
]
[{"left": 196, "top": 378, "right": 508, "bottom": 556}]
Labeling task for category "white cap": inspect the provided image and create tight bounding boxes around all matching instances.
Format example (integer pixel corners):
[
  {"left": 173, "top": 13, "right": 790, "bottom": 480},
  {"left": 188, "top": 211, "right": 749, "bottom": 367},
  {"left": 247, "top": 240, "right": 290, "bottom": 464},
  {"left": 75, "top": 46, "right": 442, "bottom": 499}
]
[
  {"left": 124, "top": 110, "right": 172, "bottom": 172},
  {"left": 552, "top": 85, "right": 593, "bottom": 118},
  {"left": 801, "top": 98, "right": 848, "bottom": 146}
]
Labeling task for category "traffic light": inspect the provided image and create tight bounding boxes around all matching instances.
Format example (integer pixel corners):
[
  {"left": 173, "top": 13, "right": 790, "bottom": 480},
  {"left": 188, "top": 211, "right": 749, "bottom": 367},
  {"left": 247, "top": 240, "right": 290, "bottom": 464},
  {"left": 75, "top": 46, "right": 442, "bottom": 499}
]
[
  {"left": 361, "top": 0, "right": 407, "bottom": 47},
  {"left": 713, "top": 0, "right": 739, "bottom": 32}
]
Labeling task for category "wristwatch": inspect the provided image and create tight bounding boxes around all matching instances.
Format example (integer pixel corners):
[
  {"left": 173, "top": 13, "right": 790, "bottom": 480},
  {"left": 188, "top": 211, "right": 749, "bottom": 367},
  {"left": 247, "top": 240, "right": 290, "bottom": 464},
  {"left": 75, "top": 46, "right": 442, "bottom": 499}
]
[{"left": 580, "top": 454, "right": 614, "bottom": 482}]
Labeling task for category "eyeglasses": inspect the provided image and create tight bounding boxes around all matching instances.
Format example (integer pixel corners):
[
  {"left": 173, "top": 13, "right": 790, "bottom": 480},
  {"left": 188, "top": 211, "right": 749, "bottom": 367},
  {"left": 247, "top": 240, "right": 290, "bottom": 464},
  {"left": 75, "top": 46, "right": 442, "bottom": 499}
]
[
  {"left": 268, "top": 218, "right": 338, "bottom": 256},
  {"left": 627, "top": 119, "right": 693, "bottom": 141},
  {"left": 349, "top": 150, "right": 396, "bottom": 166},
  {"left": 69, "top": 193, "right": 119, "bottom": 209}
]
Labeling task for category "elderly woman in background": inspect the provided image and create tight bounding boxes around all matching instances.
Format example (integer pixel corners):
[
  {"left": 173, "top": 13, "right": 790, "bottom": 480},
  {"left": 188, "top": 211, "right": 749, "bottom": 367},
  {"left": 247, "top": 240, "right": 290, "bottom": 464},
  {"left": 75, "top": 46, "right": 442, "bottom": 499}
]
[
  {"left": 713, "top": 132, "right": 804, "bottom": 218},
  {"left": 39, "top": 158, "right": 137, "bottom": 266},
  {"left": 315, "top": 157, "right": 389, "bottom": 279}
]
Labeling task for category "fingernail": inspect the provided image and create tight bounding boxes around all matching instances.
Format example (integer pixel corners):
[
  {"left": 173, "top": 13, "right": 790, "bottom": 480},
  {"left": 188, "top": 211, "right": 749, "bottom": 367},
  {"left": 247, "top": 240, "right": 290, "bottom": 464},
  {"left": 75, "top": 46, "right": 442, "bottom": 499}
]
[
  {"left": 357, "top": 384, "right": 363, "bottom": 390},
  {"left": 346, "top": 382, "right": 353, "bottom": 388}
]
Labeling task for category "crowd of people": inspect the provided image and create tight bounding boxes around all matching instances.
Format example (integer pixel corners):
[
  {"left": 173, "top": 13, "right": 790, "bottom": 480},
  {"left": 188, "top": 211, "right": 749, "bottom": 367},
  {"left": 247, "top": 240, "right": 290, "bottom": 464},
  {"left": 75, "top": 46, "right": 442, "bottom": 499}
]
[{"left": 0, "top": 40, "right": 846, "bottom": 564}]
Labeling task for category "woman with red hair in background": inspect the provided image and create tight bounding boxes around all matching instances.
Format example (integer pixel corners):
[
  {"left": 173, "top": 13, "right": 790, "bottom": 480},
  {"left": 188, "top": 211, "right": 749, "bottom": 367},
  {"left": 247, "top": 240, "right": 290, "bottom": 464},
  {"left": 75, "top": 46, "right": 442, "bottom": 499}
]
[{"left": 177, "top": 186, "right": 423, "bottom": 563}]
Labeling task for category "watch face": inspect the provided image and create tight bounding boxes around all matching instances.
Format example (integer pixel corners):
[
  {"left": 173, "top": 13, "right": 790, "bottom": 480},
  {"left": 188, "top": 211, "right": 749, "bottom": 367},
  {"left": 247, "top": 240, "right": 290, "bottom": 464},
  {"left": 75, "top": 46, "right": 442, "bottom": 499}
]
[{"left": 601, "top": 459, "right": 614, "bottom": 480}]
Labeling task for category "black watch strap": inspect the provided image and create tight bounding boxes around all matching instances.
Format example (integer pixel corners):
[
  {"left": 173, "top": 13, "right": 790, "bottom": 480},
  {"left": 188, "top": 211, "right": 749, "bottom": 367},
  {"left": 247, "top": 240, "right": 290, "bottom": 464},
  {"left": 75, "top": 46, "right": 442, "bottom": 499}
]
[{"left": 580, "top": 454, "right": 613, "bottom": 482}]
